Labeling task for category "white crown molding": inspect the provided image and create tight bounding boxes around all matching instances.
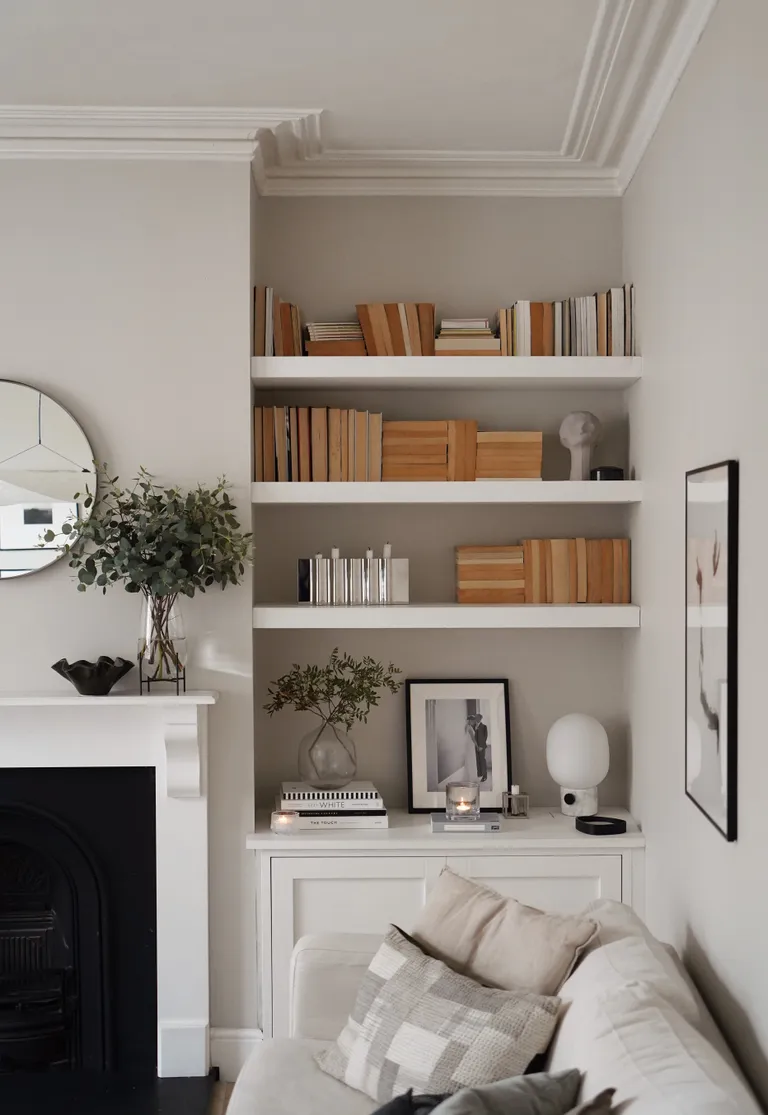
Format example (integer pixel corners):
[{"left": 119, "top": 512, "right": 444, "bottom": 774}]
[
  {"left": 0, "top": 1, "right": 716, "bottom": 195},
  {"left": 614, "top": 0, "right": 719, "bottom": 191},
  {"left": 0, "top": 106, "right": 323, "bottom": 162}
]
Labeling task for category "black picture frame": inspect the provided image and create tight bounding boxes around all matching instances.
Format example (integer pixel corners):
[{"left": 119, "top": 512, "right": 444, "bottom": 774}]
[
  {"left": 685, "top": 460, "right": 738, "bottom": 841},
  {"left": 405, "top": 678, "right": 512, "bottom": 814}
]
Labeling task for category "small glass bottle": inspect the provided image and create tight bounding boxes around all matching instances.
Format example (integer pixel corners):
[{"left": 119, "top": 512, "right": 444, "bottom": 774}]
[{"left": 502, "top": 785, "right": 530, "bottom": 818}]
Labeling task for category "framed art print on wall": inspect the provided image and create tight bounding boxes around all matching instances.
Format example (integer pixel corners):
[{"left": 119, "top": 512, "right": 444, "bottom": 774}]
[
  {"left": 405, "top": 679, "right": 511, "bottom": 813},
  {"left": 685, "top": 460, "right": 738, "bottom": 841}
]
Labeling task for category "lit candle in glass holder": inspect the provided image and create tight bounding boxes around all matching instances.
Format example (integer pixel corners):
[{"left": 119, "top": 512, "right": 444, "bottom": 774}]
[
  {"left": 271, "top": 810, "right": 300, "bottom": 834},
  {"left": 445, "top": 781, "right": 480, "bottom": 820}
]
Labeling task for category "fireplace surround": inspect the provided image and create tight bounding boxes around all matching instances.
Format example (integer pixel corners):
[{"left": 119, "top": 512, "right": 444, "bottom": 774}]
[{"left": 0, "top": 692, "right": 216, "bottom": 1079}]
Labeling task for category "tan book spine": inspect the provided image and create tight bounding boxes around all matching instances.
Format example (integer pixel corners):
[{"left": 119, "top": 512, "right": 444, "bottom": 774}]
[
  {"left": 568, "top": 538, "right": 578, "bottom": 603},
  {"left": 601, "top": 539, "right": 614, "bottom": 604},
  {"left": 355, "top": 411, "right": 368, "bottom": 481},
  {"left": 576, "top": 538, "right": 588, "bottom": 603},
  {"left": 274, "top": 407, "right": 288, "bottom": 482},
  {"left": 328, "top": 408, "right": 342, "bottom": 482},
  {"left": 621, "top": 539, "right": 631, "bottom": 604},
  {"left": 586, "top": 540, "right": 602, "bottom": 604},
  {"left": 550, "top": 539, "right": 570, "bottom": 604},
  {"left": 280, "top": 302, "right": 295, "bottom": 356},
  {"left": 542, "top": 302, "right": 555, "bottom": 356},
  {"left": 298, "top": 408, "right": 311, "bottom": 482},
  {"left": 311, "top": 408, "right": 328, "bottom": 482},
  {"left": 272, "top": 294, "right": 283, "bottom": 356},
  {"left": 384, "top": 303, "right": 405, "bottom": 355},
  {"left": 542, "top": 539, "right": 553, "bottom": 603},
  {"left": 405, "top": 303, "right": 422, "bottom": 355},
  {"left": 370, "top": 303, "right": 393, "bottom": 356},
  {"left": 368, "top": 413, "right": 383, "bottom": 482},
  {"left": 254, "top": 286, "right": 267, "bottom": 357},
  {"left": 288, "top": 407, "right": 299, "bottom": 482},
  {"left": 417, "top": 303, "right": 436, "bottom": 356},
  {"left": 340, "top": 410, "right": 349, "bottom": 481},
  {"left": 398, "top": 304, "right": 412, "bottom": 356},
  {"left": 523, "top": 540, "right": 534, "bottom": 603},
  {"left": 381, "top": 463, "right": 448, "bottom": 481},
  {"left": 262, "top": 406, "right": 276, "bottom": 482},
  {"left": 447, "top": 420, "right": 478, "bottom": 481},
  {"left": 530, "top": 302, "right": 545, "bottom": 357},
  {"left": 500, "top": 308, "right": 508, "bottom": 356},
  {"left": 612, "top": 539, "right": 622, "bottom": 605},
  {"left": 305, "top": 340, "right": 367, "bottom": 357},
  {"left": 253, "top": 407, "right": 263, "bottom": 482},
  {"left": 292, "top": 304, "right": 303, "bottom": 356},
  {"left": 356, "top": 304, "right": 377, "bottom": 355},
  {"left": 347, "top": 410, "right": 356, "bottom": 483}
]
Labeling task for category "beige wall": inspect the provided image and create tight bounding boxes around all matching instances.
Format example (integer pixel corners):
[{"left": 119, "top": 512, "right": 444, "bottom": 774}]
[
  {"left": 0, "top": 161, "right": 257, "bottom": 1033},
  {"left": 261, "top": 196, "right": 623, "bottom": 322},
  {"left": 623, "top": 0, "right": 768, "bottom": 1101}
]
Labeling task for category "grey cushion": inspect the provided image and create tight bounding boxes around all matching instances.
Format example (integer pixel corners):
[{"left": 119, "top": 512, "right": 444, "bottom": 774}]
[
  {"left": 317, "top": 925, "right": 561, "bottom": 1104},
  {"left": 430, "top": 1070, "right": 582, "bottom": 1115}
]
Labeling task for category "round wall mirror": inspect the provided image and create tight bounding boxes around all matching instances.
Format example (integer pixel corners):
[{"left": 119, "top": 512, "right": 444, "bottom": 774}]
[{"left": 0, "top": 381, "right": 96, "bottom": 579}]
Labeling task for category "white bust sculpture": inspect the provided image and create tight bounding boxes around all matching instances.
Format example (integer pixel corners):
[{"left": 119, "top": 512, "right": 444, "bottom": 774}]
[{"left": 559, "top": 411, "right": 602, "bottom": 481}]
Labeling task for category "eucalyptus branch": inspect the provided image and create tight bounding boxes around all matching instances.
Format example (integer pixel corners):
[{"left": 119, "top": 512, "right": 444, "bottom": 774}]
[
  {"left": 264, "top": 648, "right": 402, "bottom": 732},
  {"left": 43, "top": 463, "right": 252, "bottom": 597}
]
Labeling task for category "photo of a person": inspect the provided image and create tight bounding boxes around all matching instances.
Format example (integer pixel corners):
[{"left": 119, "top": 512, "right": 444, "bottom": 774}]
[
  {"left": 405, "top": 678, "right": 511, "bottom": 813},
  {"left": 425, "top": 698, "right": 493, "bottom": 792},
  {"left": 467, "top": 712, "right": 489, "bottom": 782}
]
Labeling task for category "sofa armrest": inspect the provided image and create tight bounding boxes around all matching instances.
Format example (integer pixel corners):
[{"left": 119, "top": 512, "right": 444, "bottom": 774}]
[{"left": 289, "top": 933, "right": 381, "bottom": 1040}]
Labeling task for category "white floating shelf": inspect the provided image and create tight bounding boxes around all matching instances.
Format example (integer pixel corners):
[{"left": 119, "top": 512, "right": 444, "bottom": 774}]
[
  {"left": 0, "top": 691, "right": 217, "bottom": 707},
  {"left": 252, "top": 356, "right": 641, "bottom": 391},
  {"left": 253, "top": 604, "right": 640, "bottom": 630},
  {"left": 252, "top": 480, "right": 641, "bottom": 505}
]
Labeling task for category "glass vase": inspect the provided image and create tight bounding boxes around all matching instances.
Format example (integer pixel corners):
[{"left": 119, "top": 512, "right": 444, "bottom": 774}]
[
  {"left": 138, "top": 592, "right": 187, "bottom": 692},
  {"left": 298, "top": 722, "right": 357, "bottom": 789}
]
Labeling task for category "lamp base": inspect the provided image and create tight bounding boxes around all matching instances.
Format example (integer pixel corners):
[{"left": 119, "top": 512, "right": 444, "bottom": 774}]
[{"left": 559, "top": 786, "right": 598, "bottom": 817}]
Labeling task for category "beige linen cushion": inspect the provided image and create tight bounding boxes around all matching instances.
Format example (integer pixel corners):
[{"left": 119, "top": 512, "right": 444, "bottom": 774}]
[
  {"left": 316, "top": 925, "right": 561, "bottom": 1104},
  {"left": 412, "top": 869, "right": 597, "bottom": 996}
]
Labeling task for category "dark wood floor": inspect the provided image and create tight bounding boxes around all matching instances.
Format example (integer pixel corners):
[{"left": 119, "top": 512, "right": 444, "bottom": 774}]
[{"left": 0, "top": 1074, "right": 219, "bottom": 1115}]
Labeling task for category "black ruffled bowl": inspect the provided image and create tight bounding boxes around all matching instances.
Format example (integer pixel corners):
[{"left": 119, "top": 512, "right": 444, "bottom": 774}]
[{"left": 51, "top": 656, "right": 134, "bottom": 696}]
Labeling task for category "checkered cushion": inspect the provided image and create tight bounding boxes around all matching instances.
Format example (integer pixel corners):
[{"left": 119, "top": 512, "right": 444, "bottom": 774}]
[{"left": 316, "top": 926, "right": 561, "bottom": 1104}]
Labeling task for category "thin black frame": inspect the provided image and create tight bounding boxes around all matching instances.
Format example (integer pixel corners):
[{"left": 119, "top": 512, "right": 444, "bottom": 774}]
[
  {"left": 405, "top": 678, "right": 512, "bottom": 814},
  {"left": 685, "top": 460, "right": 739, "bottom": 842}
]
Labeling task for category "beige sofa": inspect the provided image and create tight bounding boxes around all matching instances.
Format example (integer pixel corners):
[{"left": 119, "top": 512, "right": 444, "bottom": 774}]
[{"left": 228, "top": 900, "right": 759, "bottom": 1114}]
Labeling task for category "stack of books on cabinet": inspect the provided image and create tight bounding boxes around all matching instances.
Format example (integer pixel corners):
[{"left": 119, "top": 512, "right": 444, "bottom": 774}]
[
  {"left": 278, "top": 782, "right": 388, "bottom": 829},
  {"left": 434, "top": 318, "right": 501, "bottom": 356}
]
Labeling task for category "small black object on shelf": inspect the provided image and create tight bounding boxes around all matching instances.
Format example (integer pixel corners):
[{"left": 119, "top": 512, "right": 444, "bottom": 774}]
[
  {"left": 590, "top": 466, "right": 625, "bottom": 481},
  {"left": 51, "top": 656, "right": 134, "bottom": 696},
  {"left": 575, "top": 815, "right": 627, "bottom": 836}
]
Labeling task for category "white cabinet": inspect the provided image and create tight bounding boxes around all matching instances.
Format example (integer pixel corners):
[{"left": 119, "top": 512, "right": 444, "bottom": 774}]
[{"left": 248, "top": 808, "right": 643, "bottom": 1037}]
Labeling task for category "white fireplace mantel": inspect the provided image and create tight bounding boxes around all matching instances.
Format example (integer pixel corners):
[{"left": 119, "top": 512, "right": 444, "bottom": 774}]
[{"left": 0, "top": 690, "right": 218, "bottom": 1077}]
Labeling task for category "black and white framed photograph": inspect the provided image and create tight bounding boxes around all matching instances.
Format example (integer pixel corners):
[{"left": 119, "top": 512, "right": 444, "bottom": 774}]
[
  {"left": 405, "top": 679, "right": 511, "bottom": 813},
  {"left": 686, "top": 460, "right": 738, "bottom": 841}
]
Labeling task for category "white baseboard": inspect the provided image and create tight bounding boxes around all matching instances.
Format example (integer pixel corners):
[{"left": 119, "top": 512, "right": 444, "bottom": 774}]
[{"left": 210, "top": 1027, "right": 264, "bottom": 1082}]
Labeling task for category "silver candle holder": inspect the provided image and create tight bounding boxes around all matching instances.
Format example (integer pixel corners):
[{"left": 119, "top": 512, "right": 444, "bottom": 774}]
[{"left": 298, "top": 546, "right": 409, "bottom": 605}]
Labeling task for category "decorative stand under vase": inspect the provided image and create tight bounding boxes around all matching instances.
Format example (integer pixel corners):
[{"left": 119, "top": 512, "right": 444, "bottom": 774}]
[
  {"left": 298, "top": 722, "right": 357, "bottom": 789},
  {"left": 138, "top": 592, "right": 187, "bottom": 694}
]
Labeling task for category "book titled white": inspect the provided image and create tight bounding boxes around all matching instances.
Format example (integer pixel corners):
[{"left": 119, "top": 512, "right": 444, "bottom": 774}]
[{"left": 279, "top": 781, "right": 384, "bottom": 812}]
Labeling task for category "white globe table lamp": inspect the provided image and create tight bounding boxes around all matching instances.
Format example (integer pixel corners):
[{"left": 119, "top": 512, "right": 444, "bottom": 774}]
[{"left": 546, "top": 713, "right": 610, "bottom": 817}]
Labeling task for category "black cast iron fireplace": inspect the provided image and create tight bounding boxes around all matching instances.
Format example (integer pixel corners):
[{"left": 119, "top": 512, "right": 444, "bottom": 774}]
[{"left": 0, "top": 768, "right": 156, "bottom": 1077}]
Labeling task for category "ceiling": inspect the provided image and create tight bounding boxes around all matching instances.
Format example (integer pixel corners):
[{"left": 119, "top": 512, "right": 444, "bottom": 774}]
[{"left": 0, "top": 0, "right": 717, "bottom": 196}]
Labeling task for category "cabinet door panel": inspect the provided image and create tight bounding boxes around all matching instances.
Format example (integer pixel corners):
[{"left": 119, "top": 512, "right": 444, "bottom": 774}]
[
  {"left": 270, "top": 856, "right": 444, "bottom": 1035},
  {"left": 447, "top": 855, "right": 622, "bottom": 912}
]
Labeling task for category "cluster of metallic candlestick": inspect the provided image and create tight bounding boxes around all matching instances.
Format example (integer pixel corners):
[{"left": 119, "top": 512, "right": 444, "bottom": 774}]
[{"left": 298, "top": 544, "right": 409, "bottom": 605}]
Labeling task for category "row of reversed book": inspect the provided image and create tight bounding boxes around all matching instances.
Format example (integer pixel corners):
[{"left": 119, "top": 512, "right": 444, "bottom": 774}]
[
  {"left": 254, "top": 409, "right": 546, "bottom": 483},
  {"left": 253, "top": 287, "right": 636, "bottom": 357},
  {"left": 455, "top": 539, "right": 631, "bottom": 605}
]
